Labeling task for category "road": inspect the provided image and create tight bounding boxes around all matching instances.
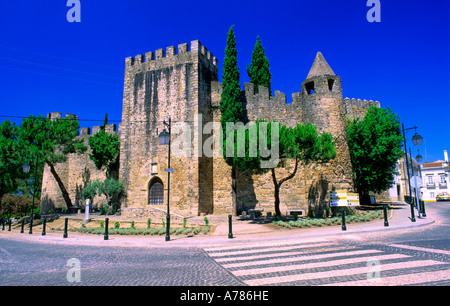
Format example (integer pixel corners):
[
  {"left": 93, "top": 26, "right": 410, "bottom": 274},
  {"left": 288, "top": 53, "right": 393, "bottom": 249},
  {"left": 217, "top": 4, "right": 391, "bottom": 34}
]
[{"left": 0, "top": 201, "right": 449, "bottom": 287}]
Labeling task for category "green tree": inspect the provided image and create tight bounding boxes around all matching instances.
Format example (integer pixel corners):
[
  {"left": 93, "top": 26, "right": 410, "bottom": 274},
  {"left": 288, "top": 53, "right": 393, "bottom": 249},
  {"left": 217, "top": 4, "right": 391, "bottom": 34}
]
[
  {"left": 219, "top": 25, "right": 243, "bottom": 214},
  {"left": 83, "top": 178, "right": 123, "bottom": 215},
  {"left": 247, "top": 36, "right": 272, "bottom": 95},
  {"left": 0, "top": 120, "right": 27, "bottom": 198},
  {"left": 18, "top": 115, "right": 87, "bottom": 209},
  {"left": 236, "top": 121, "right": 336, "bottom": 217},
  {"left": 88, "top": 130, "right": 120, "bottom": 178},
  {"left": 81, "top": 181, "right": 98, "bottom": 201},
  {"left": 347, "top": 106, "right": 404, "bottom": 200},
  {"left": 97, "top": 178, "right": 123, "bottom": 207},
  {"left": 220, "top": 25, "right": 242, "bottom": 129}
]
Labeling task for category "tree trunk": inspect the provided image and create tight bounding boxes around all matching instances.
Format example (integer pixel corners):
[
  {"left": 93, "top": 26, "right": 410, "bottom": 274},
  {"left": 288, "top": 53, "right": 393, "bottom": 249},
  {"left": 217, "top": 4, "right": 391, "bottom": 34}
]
[
  {"left": 48, "top": 162, "right": 73, "bottom": 208},
  {"left": 272, "top": 168, "right": 282, "bottom": 217},
  {"left": 271, "top": 158, "right": 299, "bottom": 217}
]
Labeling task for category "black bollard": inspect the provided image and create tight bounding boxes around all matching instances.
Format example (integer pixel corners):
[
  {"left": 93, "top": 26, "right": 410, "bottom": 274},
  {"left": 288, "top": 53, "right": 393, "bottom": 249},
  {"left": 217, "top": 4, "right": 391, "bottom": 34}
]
[
  {"left": 20, "top": 218, "right": 25, "bottom": 233},
  {"left": 383, "top": 205, "right": 389, "bottom": 227},
  {"left": 104, "top": 218, "right": 109, "bottom": 240},
  {"left": 42, "top": 218, "right": 46, "bottom": 236},
  {"left": 63, "top": 218, "right": 68, "bottom": 238},
  {"left": 228, "top": 215, "right": 233, "bottom": 239},
  {"left": 8, "top": 219, "right": 11, "bottom": 231},
  {"left": 420, "top": 200, "right": 427, "bottom": 217},
  {"left": 410, "top": 202, "right": 416, "bottom": 222},
  {"left": 29, "top": 216, "right": 33, "bottom": 235},
  {"left": 341, "top": 208, "right": 347, "bottom": 231}
]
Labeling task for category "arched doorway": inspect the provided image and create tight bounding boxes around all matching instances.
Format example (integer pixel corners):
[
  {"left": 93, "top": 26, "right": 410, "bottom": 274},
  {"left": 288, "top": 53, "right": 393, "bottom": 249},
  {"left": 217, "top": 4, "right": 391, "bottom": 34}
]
[{"left": 148, "top": 177, "right": 164, "bottom": 205}]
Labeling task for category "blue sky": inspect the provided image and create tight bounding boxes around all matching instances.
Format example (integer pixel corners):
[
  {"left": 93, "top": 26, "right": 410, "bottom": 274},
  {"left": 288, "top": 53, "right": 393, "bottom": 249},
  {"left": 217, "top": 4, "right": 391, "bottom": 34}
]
[{"left": 0, "top": 0, "right": 448, "bottom": 162}]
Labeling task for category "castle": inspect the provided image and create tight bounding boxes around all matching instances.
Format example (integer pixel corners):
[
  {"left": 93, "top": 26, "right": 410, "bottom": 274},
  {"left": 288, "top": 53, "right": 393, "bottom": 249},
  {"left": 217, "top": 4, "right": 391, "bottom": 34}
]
[{"left": 40, "top": 40, "right": 380, "bottom": 218}]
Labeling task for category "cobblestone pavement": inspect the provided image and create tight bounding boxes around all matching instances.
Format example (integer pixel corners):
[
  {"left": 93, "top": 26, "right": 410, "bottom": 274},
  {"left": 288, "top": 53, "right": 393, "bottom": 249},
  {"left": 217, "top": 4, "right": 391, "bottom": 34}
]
[
  {"left": 1, "top": 202, "right": 448, "bottom": 286},
  {"left": 0, "top": 238, "right": 244, "bottom": 286}
]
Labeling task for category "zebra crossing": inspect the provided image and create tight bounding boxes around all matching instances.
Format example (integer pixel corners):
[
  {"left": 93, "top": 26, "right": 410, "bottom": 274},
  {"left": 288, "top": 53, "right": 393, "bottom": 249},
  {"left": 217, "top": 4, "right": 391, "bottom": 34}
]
[{"left": 204, "top": 238, "right": 450, "bottom": 286}]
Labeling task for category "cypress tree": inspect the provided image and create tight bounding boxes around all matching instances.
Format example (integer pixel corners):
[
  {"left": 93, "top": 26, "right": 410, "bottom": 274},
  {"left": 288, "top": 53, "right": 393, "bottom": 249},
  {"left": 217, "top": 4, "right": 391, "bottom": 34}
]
[
  {"left": 220, "top": 25, "right": 242, "bottom": 127},
  {"left": 247, "top": 36, "right": 272, "bottom": 95},
  {"left": 219, "top": 25, "right": 242, "bottom": 215}
]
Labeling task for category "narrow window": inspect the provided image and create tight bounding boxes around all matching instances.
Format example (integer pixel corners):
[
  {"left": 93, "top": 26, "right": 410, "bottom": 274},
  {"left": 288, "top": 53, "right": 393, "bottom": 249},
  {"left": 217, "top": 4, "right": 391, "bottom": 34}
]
[
  {"left": 305, "top": 81, "right": 315, "bottom": 95},
  {"left": 328, "top": 79, "right": 335, "bottom": 91}
]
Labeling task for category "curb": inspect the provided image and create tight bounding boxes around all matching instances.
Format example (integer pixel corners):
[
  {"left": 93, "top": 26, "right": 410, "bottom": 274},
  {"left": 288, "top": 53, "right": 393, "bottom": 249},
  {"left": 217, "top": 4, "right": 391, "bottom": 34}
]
[{"left": 0, "top": 206, "right": 435, "bottom": 248}]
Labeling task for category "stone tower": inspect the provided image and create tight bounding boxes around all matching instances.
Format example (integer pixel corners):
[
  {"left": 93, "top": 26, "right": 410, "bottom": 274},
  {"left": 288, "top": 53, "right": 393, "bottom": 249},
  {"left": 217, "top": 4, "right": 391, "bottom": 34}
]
[
  {"left": 119, "top": 41, "right": 218, "bottom": 218},
  {"left": 301, "top": 52, "right": 343, "bottom": 134},
  {"left": 301, "top": 52, "right": 353, "bottom": 192}
]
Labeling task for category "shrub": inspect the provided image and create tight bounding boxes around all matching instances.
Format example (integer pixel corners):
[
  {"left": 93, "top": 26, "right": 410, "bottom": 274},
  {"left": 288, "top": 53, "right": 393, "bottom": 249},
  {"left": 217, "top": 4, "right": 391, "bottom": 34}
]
[
  {"left": 193, "top": 226, "right": 202, "bottom": 235},
  {"left": 202, "top": 226, "right": 211, "bottom": 234},
  {"left": 0, "top": 194, "right": 35, "bottom": 219},
  {"left": 182, "top": 227, "right": 194, "bottom": 235}
]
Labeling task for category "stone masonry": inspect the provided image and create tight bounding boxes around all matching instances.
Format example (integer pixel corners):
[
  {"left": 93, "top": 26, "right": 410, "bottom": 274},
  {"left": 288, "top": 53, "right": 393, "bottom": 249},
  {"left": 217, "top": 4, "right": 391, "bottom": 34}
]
[{"left": 40, "top": 41, "right": 380, "bottom": 218}]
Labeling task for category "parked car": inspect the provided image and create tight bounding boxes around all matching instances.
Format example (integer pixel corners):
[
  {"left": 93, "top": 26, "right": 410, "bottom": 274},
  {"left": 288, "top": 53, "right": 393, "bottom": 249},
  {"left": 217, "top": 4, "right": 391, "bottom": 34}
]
[{"left": 436, "top": 192, "right": 450, "bottom": 201}]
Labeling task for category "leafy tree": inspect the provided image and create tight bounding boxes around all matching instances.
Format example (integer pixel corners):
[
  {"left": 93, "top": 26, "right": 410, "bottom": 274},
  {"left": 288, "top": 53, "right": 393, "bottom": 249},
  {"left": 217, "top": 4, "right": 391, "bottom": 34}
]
[
  {"left": 347, "top": 106, "right": 404, "bottom": 199},
  {"left": 88, "top": 130, "right": 120, "bottom": 178},
  {"left": 97, "top": 177, "right": 123, "bottom": 207},
  {"left": 18, "top": 115, "right": 87, "bottom": 208},
  {"left": 236, "top": 121, "right": 336, "bottom": 216},
  {"left": 82, "top": 178, "right": 123, "bottom": 214},
  {"left": 81, "top": 181, "right": 98, "bottom": 201},
  {"left": 219, "top": 25, "right": 243, "bottom": 214},
  {"left": 0, "top": 120, "right": 27, "bottom": 198},
  {"left": 247, "top": 36, "right": 272, "bottom": 95}
]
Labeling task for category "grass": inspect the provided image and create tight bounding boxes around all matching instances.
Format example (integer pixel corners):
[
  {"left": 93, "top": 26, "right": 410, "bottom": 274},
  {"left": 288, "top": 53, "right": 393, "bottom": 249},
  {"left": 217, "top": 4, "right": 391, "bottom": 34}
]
[
  {"left": 274, "top": 210, "right": 384, "bottom": 230},
  {"left": 69, "top": 225, "right": 211, "bottom": 236}
]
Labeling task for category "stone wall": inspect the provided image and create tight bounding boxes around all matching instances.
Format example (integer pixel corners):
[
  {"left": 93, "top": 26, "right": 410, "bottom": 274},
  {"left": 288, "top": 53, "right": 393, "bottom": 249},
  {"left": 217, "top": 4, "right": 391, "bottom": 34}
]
[
  {"left": 343, "top": 98, "right": 380, "bottom": 121},
  {"left": 119, "top": 40, "right": 218, "bottom": 218},
  {"left": 210, "top": 72, "right": 356, "bottom": 216},
  {"left": 40, "top": 44, "right": 380, "bottom": 219},
  {"left": 40, "top": 113, "right": 117, "bottom": 213}
]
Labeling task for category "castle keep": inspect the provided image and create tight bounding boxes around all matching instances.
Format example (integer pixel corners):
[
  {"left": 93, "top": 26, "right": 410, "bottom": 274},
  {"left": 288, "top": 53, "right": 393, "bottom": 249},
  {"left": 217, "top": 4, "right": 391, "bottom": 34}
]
[{"left": 40, "top": 40, "right": 380, "bottom": 218}]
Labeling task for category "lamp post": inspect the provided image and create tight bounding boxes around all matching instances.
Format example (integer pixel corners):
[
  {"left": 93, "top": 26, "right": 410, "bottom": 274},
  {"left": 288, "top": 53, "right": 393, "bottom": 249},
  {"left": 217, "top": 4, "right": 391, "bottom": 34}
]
[
  {"left": 158, "top": 118, "right": 171, "bottom": 242},
  {"left": 23, "top": 152, "right": 39, "bottom": 234},
  {"left": 401, "top": 124, "right": 422, "bottom": 222}
]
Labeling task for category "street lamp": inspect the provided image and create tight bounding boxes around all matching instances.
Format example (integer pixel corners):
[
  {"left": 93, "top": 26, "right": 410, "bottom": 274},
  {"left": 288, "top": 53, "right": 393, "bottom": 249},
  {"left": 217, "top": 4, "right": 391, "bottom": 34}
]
[
  {"left": 401, "top": 124, "right": 422, "bottom": 222},
  {"left": 415, "top": 150, "right": 423, "bottom": 163},
  {"left": 23, "top": 153, "right": 39, "bottom": 234},
  {"left": 412, "top": 133, "right": 423, "bottom": 146},
  {"left": 23, "top": 163, "right": 30, "bottom": 173},
  {"left": 158, "top": 118, "right": 171, "bottom": 242}
]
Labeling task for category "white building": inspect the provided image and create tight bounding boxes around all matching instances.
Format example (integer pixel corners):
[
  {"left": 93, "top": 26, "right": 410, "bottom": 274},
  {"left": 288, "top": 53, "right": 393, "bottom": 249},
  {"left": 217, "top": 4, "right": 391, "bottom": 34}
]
[
  {"left": 388, "top": 152, "right": 420, "bottom": 202},
  {"left": 420, "top": 150, "right": 450, "bottom": 202}
]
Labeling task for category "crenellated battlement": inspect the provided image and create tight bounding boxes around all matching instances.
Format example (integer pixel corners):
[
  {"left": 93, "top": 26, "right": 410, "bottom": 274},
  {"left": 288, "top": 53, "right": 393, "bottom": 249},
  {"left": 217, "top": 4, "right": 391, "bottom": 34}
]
[
  {"left": 46, "top": 112, "right": 118, "bottom": 137},
  {"left": 343, "top": 97, "right": 381, "bottom": 121},
  {"left": 47, "top": 112, "right": 78, "bottom": 121},
  {"left": 243, "top": 82, "right": 288, "bottom": 106},
  {"left": 344, "top": 97, "right": 380, "bottom": 108},
  {"left": 79, "top": 124, "right": 117, "bottom": 136},
  {"left": 125, "top": 40, "right": 218, "bottom": 69}
]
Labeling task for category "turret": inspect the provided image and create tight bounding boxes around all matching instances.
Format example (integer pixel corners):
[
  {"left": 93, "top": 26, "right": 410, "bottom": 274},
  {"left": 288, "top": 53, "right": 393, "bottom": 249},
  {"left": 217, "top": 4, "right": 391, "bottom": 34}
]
[{"left": 301, "top": 52, "right": 345, "bottom": 135}]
